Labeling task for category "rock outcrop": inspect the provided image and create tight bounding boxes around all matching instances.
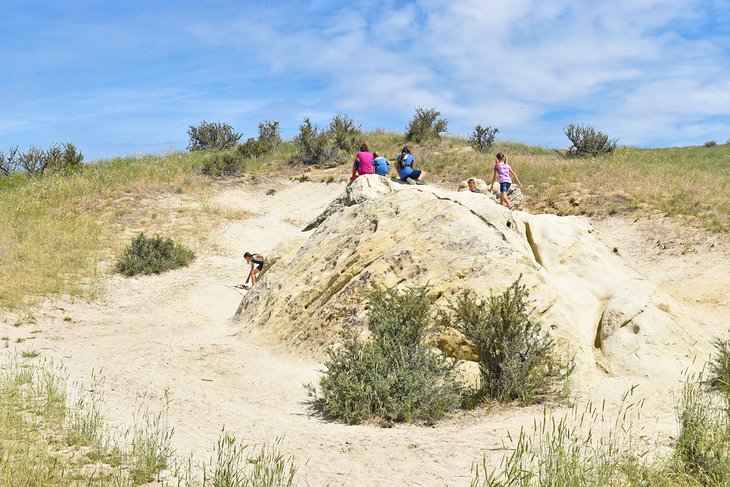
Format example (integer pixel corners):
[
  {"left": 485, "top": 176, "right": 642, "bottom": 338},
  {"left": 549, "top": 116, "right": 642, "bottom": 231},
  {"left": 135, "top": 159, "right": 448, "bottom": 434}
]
[{"left": 235, "top": 175, "right": 708, "bottom": 380}]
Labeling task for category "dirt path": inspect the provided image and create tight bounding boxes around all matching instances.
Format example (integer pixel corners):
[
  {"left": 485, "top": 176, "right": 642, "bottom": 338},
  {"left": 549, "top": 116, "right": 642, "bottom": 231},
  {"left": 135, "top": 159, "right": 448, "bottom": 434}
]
[{"left": 2, "top": 180, "right": 728, "bottom": 486}]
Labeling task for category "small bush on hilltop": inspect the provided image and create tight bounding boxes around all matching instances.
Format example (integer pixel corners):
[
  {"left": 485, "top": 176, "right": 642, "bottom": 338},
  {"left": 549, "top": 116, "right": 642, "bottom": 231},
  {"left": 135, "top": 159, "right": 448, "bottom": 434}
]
[
  {"left": 0, "top": 146, "right": 19, "bottom": 176},
  {"left": 116, "top": 233, "right": 195, "bottom": 277},
  {"left": 328, "top": 112, "right": 362, "bottom": 152},
  {"left": 1, "top": 143, "right": 83, "bottom": 176},
  {"left": 257, "top": 119, "right": 282, "bottom": 151},
  {"left": 308, "top": 286, "right": 463, "bottom": 425},
  {"left": 705, "top": 140, "right": 718, "bottom": 148},
  {"left": 293, "top": 117, "right": 337, "bottom": 166},
  {"left": 469, "top": 125, "right": 499, "bottom": 153},
  {"left": 405, "top": 107, "right": 448, "bottom": 143},
  {"left": 563, "top": 123, "right": 617, "bottom": 158},
  {"left": 187, "top": 120, "right": 242, "bottom": 152},
  {"left": 444, "top": 278, "right": 573, "bottom": 404}
]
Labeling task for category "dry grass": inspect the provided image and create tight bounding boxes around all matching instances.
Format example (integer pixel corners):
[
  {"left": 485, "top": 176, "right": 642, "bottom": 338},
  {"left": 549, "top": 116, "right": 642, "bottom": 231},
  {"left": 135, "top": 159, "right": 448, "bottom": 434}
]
[{"left": 0, "top": 152, "right": 260, "bottom": 309}]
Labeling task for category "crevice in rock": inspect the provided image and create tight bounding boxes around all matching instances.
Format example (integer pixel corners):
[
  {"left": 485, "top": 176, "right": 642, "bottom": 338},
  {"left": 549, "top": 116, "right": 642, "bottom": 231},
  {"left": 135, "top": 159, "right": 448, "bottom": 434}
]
[
  {"left": 594, "top": 304, "right": 606, "bottom": 350},
  {"left": 427, "top": 191, "right": 509, "bottom": 240},
  {"left": 524, "top": 221, "right": 544, "bottom": 267}
]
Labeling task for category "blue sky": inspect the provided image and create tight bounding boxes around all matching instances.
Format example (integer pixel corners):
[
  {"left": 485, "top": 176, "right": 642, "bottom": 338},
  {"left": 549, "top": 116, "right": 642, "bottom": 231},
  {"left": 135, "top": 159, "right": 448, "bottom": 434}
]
[{"left": 2, "top": 0, "right": 730, "bottom": 160}]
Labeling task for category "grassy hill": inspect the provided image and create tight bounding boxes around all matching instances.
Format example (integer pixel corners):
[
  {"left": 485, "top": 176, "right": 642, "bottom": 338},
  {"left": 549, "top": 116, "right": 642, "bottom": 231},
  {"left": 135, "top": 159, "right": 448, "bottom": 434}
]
[{"left": 1, "top": 133, "right": 729, "bottom": 308}]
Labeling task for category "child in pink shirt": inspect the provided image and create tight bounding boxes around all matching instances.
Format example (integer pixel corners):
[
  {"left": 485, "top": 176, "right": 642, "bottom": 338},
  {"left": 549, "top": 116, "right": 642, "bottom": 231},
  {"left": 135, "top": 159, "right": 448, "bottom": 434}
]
[
  {"left": 350, "top": 143, "right": 374, "bottom": 181},
  {"left": 490, "top": 152, "right": 523, "bottom": 209}
]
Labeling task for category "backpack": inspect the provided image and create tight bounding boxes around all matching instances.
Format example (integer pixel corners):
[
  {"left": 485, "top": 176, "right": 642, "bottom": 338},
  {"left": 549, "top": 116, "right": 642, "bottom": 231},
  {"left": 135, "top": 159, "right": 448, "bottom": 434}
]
[{"left": 398, "top": 153, "right": 411, "bottom": 169}]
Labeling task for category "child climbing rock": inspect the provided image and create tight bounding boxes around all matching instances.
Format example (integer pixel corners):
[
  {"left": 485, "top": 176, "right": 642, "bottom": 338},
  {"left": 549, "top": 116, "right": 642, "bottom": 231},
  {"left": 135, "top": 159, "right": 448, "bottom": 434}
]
[{"left": 490, "top": 153, "right": 522, "bottom": 209}]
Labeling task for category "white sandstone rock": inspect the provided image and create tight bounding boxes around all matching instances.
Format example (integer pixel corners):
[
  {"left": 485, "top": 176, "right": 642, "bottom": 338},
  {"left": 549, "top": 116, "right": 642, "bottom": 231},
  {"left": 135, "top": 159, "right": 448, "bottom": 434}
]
[{"left": 235, "top": 175, "right": 708, "bottom": 381}]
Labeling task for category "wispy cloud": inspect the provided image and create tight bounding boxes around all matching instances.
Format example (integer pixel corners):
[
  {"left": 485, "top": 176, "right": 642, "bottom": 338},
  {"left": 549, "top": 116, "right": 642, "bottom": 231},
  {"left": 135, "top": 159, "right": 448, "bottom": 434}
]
[{"left": 2, "top": 0, "right": 729, "bottom": 158}]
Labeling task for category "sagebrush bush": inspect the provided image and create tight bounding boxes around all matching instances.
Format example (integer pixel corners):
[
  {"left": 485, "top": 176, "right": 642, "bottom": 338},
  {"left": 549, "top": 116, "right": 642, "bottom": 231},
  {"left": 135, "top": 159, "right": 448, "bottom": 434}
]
[
  {"left": 309, "top": 286, "right": 462, "bottom": 425},
  {"left": 293, "top": 117, "right": 337, "bottom": 166},
  {"left": 257, "top": 120, "right": 282, "bottom": 151},
  {"left": 328, "top": 112, "right": 362, "bottom": 152},
  {"left": 187, "top": 120, "right": 242, "bottom": 152},
  {"left": 444, "top": 279, "right": 572, "bottom": 404},
  {"left": 0, "top": 143, "right": 83, "bottom": 175},
  {"left": 201, "top": 150, "right": 247, "bottom": 177},
  {"left": 116, "top": 233, "right": 195, "bottom": 277},
  {"left": 563, "top": 123, "right": 617, "bottom": 158},
  {"left": 0, "top": 146, "right": 16, "bottom": 176},
  {"left": 469, "top": 125, "right": 499, "bottom": 153},
  {"left": 405, "top": 107, "right": 448, "bottom": 143},
  {"left": 236, "top": 138, "right": 268, "bottom": 159}
]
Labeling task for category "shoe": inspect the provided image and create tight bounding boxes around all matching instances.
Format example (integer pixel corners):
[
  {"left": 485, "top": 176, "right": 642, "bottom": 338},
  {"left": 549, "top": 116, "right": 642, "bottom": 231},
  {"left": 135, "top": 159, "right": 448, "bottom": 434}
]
[{"left": 415, "top": 180, "right": 427, "bottom": 185}]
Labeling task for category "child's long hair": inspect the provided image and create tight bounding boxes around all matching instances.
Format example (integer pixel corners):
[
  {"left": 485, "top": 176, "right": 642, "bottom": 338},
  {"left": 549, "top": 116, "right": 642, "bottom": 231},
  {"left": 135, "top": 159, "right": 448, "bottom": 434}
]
[{"left": 496, "top": 152, "right": 507, "bottom": 163}]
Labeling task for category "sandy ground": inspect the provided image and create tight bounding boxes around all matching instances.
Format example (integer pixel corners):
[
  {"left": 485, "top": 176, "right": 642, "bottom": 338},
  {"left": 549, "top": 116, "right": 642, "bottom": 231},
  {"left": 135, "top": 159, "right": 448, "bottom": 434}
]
[{"left": 1, "top": 179, "right": 729, "bottom": 486}]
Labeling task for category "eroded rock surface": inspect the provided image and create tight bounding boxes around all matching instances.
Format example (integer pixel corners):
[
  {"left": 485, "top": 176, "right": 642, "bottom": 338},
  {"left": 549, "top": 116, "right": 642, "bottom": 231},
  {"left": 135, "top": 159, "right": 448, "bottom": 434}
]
[{"left": 235, "top": 175, "right": 708, "bottom": 380}]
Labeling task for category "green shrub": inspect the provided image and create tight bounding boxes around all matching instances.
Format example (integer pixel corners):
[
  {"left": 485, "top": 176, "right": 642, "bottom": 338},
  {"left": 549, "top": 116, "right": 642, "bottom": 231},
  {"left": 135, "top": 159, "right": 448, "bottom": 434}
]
[
  {"left": 308, "top": 286, "right": 463, "bottom": 425},
  {"left": 236, "top": 138, "right": 268, "bottom": 159},
  {"left": 469, "top": 125, "right": 499, "bottom": 153},
  {"left": 705, "top": 140, "right": 718, "bottom": 148},
  {"left": 328, "top": 112, "right": 362, "bottom": 152},
  {"left": 201, "top": 150, "right": 247, "bottom": 177},
  {"left": 187, "top": 120, "right": 242, "bottom": 152},
  {"left": 116, "top": 233, "right": 195, "bottom": 277},
  {"left": 45, "top": 143, "right": 84, "bottom": 173},
  {"left": 563, "top": 123, "right": 617, "bottom": 158},
  {"left": 293, "top": 117, "right": 337, "bottom": 166},
  {"left": 3, "top": 143, "right": 84, "bottom": 175},
  {"left": 405, "top": 107, "right": 448, "bottom": 143},
  {"left": 257, "top": 120, "right": 282, "bottom": 151},
  {"left": 0, "top": 146, "right": 18, "bottom": 176},
  {"left": 444, "top": 279, "right": 572, "bottom": 404}
]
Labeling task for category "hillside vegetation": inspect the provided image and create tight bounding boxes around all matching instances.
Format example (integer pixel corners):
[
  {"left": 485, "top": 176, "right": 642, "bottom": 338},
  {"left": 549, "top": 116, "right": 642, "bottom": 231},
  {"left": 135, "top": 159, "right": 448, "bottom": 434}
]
[{"left": 1, "top": 132, "right": 729, "bottom": 309}]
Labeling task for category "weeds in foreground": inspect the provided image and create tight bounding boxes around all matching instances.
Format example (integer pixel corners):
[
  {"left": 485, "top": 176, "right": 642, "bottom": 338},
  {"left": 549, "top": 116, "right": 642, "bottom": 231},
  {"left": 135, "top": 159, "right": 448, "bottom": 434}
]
[
  {"left": 708, "top": 337, "right": 730, "bottom": 400},
  {"left": 128, "top": 392, "right": 175, "bottom": 484},
  {"left": 0, "top": 354, "right": 300, "bottom": 486},
  {"left": 188, "top": 432, "right": 298, "bottom": 487},
  {"left": 674, "top": 379, "right": 730, "bottom": 484},
  {"left": 474, "top": 362, "right": 730, "bottom": 487}
]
